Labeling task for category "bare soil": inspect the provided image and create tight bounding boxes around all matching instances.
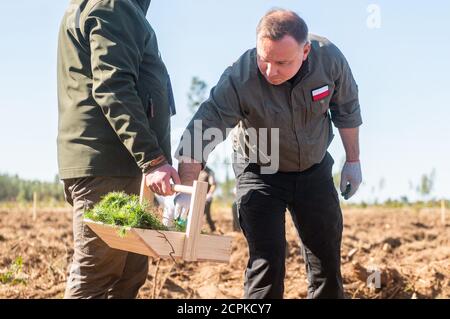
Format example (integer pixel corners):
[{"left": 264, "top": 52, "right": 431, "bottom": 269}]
[{"left": 0, "top": 205, "right": 448, "bottom": 299}]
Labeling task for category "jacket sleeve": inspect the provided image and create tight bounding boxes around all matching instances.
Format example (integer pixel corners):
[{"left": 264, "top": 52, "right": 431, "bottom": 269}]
[
  {"left": 329, "top": 46, "right": 363, "bottom": 129},
  {"left": 175, "top": 69, "right": 243, "bottom": 165},
  {"left": 85, "top": 1, "right": 164, "bottom": 171}
]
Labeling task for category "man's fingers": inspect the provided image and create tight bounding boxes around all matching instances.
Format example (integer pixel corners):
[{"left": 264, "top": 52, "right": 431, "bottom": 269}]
[
  {"left": 347, "top": 181, "right": 361, "bottom": 199},
  {"left": 171, "top": 168, "right": 181, "bottom": 185},
  {"left": 162, "top": 177, "right": 174, "bottom": 196},
  {"left": 152, "top": 181, "right": 162, "bottom": 195},
  {"left": 340, "top": 176, "right": 348, "bottom": 193},
  {"left": 149, "top": 167, "right": 179, "bottom": 196},
  {"left": 160, "top": 179, "right": 167, "bottom": 196},
  {"left": 167, "top": 176, "right": 176, "bottom": 195},
  {"left": 146, "top": 177, "right": 156, "bottom": 193},
  {"left": 346, "top": 184, "right": 357, "bottom": 199}
]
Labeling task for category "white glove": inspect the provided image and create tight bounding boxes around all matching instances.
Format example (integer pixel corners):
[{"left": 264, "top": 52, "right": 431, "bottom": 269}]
[
  {"left": 174, "top": 193, "right": 191, "bottom": 221},
  {"left": 340, "top": 161, "right": 362, "bottom": 200},
  {"left": 206, "top": 193, "right": 213, "bottom": 202},
  {"left": 159, "top": 195, "right": 175, "bottom": 227}
]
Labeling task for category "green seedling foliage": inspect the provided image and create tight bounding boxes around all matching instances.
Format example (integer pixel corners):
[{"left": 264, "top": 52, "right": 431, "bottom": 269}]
[{"left": 84, "top": 192, "right": 169, "bottom": 236}]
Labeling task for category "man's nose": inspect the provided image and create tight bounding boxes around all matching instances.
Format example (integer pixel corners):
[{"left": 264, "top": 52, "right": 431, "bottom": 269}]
[{"left": 266, "top": 63, "right": 278, "bottom": 77}]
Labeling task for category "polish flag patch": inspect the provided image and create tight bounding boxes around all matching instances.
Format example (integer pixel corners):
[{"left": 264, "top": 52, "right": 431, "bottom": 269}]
[{"left": 311, "top": 85, "right": 330, "bottom": 102}]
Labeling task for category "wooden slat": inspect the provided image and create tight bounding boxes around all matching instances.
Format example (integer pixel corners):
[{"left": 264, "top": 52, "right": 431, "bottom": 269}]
[
  {"left": 134, "top": 230, "right": 232, "bottom": 262},
  {"left": 196, "top": 234, "right": 233, "bottom": 263},
  {"left": 133, "top": 229, "right": 185, "bottom": 259},
  {"left": 85, "top": 220, "right": 158, "bottom": 257},
  {"left": 139, "top": 175, "right": 154, "bottom": 205},
  {"left": 182, "top": 181, "right": 208, "bottom": 261}
]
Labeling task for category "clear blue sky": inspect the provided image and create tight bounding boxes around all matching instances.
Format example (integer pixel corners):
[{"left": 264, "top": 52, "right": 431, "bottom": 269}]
[{"left": 0, "top": 1, "right": 449, "bottom": 202}]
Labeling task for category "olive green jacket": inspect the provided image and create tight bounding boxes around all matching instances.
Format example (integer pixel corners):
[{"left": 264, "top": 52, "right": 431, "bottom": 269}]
[
  {"left": 57, "top": 0, "right": 174, "bottom": 179},
  {"left": 176, "top": 35, "right": 362, "bottom": 173}
]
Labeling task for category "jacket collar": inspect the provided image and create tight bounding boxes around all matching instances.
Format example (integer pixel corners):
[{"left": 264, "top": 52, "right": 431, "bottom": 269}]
[{"left": 132, "top": 0, "right": 151, "bottom": 15}]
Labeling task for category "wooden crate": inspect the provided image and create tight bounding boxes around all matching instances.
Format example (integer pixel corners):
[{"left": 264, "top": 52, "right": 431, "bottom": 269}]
[{"left": 84, "top": 178, "right": 232, "bottom": 263}]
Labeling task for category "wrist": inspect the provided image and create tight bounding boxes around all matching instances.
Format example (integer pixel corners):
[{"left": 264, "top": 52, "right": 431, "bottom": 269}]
[
  {"left": 178, "top": 162, "right": 202, "bottom": 186},
  {"left": 142, "top": 155, "right": 168, "bottom": 174},
  {"left": 346, "top": 156, "right": 360, "bottom": 163}
]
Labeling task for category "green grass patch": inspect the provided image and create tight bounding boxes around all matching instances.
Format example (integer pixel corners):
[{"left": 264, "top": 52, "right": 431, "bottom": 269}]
[{"left": 0, "top": 257, "right": 27, "bottom": 285}]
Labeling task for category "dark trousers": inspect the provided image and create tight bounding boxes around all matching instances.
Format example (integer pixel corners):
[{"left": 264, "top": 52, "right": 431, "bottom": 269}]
[
  {"left": 231, "top": 201, "right": 241, "bottom": 232},
  {"left": 234, "top": 152, "right": 344, "bottom": 299}
]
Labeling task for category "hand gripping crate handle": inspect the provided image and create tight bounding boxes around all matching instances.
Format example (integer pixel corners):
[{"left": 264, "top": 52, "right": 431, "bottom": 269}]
[{"left": 139, "top": 179, "right": 193, "bottom": 205}]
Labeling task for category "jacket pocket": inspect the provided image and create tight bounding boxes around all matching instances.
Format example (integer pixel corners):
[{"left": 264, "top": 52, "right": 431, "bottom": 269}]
[
  {"left": 310, "top": 98, "right": 330, "bottom": 115},
  {"left": 304, "top": 85, "right": 333, "bottom": 116}
]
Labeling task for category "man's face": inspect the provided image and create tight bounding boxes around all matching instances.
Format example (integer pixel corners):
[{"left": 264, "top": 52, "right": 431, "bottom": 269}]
[{"left": 256, "top": 35, "right": 311, "bottom": 85}]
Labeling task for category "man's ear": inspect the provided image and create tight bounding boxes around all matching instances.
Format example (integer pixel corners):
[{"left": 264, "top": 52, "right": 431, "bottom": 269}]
[{"left": 302, "top": 42, "right": 311, "bottom": 61}]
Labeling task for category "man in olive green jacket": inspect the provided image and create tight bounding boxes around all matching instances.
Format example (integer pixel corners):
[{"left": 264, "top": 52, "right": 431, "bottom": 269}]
[
  {"left": 57, "top": 0, "right": 179, "bottom": 298},
  {"left": 171, "top": 9, "right": 363, "bottom": 298}
]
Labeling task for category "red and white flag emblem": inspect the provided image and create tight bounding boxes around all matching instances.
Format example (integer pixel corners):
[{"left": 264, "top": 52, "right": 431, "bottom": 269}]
[{"left": 311, "top": 85, "right": 330, "bottom": 102}]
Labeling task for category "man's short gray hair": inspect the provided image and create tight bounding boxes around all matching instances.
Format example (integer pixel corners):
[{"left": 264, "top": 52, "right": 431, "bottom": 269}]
[{"left": 257, "top": 9, "right": 309, "bottom": 45}]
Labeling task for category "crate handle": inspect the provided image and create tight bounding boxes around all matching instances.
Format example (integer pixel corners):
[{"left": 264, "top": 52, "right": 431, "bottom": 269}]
[{"left": 139, "top": 177, "right": 194, "bottom": 204}]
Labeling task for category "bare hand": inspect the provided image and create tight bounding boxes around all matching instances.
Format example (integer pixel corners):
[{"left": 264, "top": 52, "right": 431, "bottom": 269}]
[{"left": 145, "top": 164, "right": 181, "bottom": 196}]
